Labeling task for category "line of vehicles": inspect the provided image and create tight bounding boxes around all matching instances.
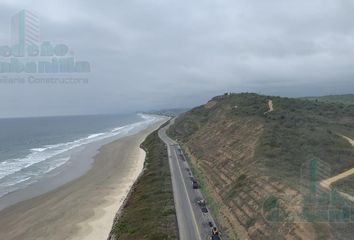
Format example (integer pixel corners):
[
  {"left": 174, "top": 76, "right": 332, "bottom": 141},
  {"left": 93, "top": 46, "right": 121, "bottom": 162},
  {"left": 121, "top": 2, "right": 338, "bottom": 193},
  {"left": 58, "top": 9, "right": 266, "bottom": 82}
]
[{"left": 176, "top": 147, "right": 221, "bottom": 240}]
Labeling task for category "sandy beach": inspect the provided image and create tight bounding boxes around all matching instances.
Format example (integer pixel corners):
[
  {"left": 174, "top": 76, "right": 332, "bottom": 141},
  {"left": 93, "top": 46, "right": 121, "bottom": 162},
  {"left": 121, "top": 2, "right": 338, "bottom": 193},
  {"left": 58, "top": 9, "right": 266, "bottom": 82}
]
[{"left": 0, "top": 119, "right": 166, "bottom": 240}]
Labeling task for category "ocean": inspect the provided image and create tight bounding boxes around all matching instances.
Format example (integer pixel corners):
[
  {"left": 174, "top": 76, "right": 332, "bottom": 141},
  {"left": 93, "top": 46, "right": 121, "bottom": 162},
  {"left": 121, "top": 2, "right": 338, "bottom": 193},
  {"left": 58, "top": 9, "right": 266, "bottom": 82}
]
[{"left": 0, "top": 113, "right": 160, "bottom": 199}]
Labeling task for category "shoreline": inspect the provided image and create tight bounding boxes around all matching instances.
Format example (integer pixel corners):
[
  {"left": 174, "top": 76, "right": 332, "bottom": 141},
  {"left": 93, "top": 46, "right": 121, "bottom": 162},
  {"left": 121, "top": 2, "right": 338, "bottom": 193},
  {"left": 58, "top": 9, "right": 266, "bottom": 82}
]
[{"left": 0, "top": 117, "right": 167, "bottom": 240}]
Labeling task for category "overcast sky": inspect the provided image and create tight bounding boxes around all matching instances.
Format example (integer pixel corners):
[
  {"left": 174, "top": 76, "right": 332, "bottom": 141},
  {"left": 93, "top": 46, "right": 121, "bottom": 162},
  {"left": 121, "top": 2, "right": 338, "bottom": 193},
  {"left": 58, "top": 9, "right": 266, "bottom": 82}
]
[{"left": 0, "top": 0, "right": 354, "bottom": 117}]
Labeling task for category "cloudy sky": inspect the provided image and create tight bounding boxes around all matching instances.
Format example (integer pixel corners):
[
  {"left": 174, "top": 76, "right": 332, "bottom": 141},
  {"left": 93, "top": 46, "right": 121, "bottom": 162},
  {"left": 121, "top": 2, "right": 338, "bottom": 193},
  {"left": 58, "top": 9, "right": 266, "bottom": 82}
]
[{"left": 0, "top": 0, "right": 353, "bottom": 117}]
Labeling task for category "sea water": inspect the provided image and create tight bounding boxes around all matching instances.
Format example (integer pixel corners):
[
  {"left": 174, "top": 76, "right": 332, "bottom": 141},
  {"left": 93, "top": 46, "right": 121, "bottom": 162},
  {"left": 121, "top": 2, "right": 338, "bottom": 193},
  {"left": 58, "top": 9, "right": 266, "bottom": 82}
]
[{"left": 0, "top": 113, "right": 160, "bottom": 198}]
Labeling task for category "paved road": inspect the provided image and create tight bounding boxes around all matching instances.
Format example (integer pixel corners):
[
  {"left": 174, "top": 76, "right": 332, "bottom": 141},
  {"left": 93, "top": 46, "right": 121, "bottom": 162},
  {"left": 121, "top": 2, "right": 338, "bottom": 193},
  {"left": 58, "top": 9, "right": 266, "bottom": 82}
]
[{"left": 159, "top": 120, "right": 219, "bottom": 240}]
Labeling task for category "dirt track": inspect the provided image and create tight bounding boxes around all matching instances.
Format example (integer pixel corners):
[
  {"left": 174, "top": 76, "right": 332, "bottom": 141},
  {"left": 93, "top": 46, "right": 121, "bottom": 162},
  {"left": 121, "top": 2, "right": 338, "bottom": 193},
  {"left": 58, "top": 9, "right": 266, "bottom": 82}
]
[
  {"left": 320, "top": 135, "right": 354, "bottom": 190},
  {"left": 264, "top": 100, "right": 274, "bottom": 114}
]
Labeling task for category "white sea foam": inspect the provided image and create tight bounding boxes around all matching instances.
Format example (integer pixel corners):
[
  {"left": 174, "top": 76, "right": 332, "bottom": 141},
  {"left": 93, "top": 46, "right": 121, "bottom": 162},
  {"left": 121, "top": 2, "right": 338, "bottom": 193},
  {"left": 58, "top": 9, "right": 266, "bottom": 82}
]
[
  {"left": 0, "top": 114, "right": 161, "bottom": 198},
  {"left": 31, "top": 148, "right": 46, "bottom": 152},
  {"left": 87, "top": 133, "right": 105, "bottom": 139}
]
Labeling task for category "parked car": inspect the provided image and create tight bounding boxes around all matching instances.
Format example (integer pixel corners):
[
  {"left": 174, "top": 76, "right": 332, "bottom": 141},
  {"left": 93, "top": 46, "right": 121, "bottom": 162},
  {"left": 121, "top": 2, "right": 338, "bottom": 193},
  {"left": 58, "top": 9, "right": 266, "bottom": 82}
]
[
  {"left": 192, "top": 180, "right": 199, "bottom": 189},
  {"left": 211, "top": 227, "right": 221, "bottom": 240},
  {"left": 211, "top": 235, "right": 221, "bottom": 240},
  {"left": 197, "top": 199, "right": 208, "bottom": 213}
]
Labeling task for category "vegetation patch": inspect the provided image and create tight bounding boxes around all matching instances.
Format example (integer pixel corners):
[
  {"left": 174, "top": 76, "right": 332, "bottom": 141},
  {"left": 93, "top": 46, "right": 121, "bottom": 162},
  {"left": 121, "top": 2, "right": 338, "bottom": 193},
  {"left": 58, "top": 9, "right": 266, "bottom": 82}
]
[
  {"left": 109, "top": 129, "right": 178, "bottom": 240},
  {"left": 228, "top": 174, "right": 247, "bottom": 197},
  {"left": 332, "top": 175, "right": 354, "bottom": 196},
  {"left": 263, "top": 195, "right": 279, "bottom": 212},
  {"left": 303, "top": 94, "right": 354, "bottom": 105}
]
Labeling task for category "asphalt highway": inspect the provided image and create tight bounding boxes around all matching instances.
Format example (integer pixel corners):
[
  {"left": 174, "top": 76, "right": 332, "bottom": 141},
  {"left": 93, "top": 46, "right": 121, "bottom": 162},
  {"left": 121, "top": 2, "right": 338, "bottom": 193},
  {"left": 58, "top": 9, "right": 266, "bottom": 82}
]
[{"left": 159, "top": 120, "right": 220, "bottom": 240}]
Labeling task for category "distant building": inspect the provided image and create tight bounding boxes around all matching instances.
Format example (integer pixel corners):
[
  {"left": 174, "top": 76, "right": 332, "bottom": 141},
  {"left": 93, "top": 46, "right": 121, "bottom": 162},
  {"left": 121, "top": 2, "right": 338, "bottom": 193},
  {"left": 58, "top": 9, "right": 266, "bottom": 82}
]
[{"left": 11, "top": 10, "right": 40, "bottom": 47}]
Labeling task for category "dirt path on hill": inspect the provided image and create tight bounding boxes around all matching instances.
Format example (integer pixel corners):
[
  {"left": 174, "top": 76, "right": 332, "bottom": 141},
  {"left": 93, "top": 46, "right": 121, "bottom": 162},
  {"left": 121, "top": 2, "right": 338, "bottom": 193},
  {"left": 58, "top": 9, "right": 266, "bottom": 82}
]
[
  {"left": 342, "top": 135, "right": 354, "bottom": 147},
  {"left": 320, "top": 135, "right": 354, "bottom": 190},
  {"left": 264, "top": 100, "right": 274, "bottom": 114}
]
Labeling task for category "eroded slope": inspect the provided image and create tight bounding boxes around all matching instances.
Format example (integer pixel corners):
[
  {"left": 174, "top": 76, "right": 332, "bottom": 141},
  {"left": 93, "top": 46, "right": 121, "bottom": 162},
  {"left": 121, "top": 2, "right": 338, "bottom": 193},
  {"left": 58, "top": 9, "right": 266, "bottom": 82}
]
[{"left": 168, "top": 93, "right": 354, "bottom": 239}]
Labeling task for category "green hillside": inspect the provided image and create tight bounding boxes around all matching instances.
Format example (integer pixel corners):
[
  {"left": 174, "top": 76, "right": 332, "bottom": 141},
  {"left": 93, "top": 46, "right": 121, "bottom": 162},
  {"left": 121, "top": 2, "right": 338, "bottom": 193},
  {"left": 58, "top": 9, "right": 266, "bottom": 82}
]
[
  {"left": 168, "top": 93, "right": 354, "bottom": 239},
  {"left": 303, "top": 94, "right": 354, "bottom": 105}
]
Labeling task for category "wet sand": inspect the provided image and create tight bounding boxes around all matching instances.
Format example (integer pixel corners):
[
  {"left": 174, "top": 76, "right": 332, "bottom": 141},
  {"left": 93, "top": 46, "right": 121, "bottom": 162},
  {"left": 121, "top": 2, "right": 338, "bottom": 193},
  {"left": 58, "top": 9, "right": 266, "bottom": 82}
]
[{"left": 0, "top": 119, "right": 166, "bottom": 240}]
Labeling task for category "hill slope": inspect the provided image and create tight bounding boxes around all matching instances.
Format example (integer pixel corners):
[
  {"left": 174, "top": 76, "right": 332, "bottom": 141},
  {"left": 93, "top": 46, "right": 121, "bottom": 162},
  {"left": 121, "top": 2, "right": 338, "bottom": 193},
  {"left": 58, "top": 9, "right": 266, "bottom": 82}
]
[
  {"left": 168, "top": 93, "right": 354, "bottom": 240},
  {"left": 303, "top": 94, "right": 354, "bottom": 105}
]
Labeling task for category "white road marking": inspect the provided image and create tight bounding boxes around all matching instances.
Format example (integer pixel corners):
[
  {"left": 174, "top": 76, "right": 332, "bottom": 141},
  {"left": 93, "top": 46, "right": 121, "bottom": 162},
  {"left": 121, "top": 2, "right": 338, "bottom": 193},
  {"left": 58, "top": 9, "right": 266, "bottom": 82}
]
[{"left": 172, "top": 145, "right": 202, "bottom": 240}]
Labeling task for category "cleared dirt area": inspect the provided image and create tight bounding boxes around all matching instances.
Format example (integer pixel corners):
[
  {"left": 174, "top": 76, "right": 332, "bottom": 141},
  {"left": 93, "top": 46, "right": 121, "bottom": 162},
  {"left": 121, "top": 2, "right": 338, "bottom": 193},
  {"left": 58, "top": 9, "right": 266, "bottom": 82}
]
[{"left": 205, "top": 100, "right": 217, "bottom": 109}]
